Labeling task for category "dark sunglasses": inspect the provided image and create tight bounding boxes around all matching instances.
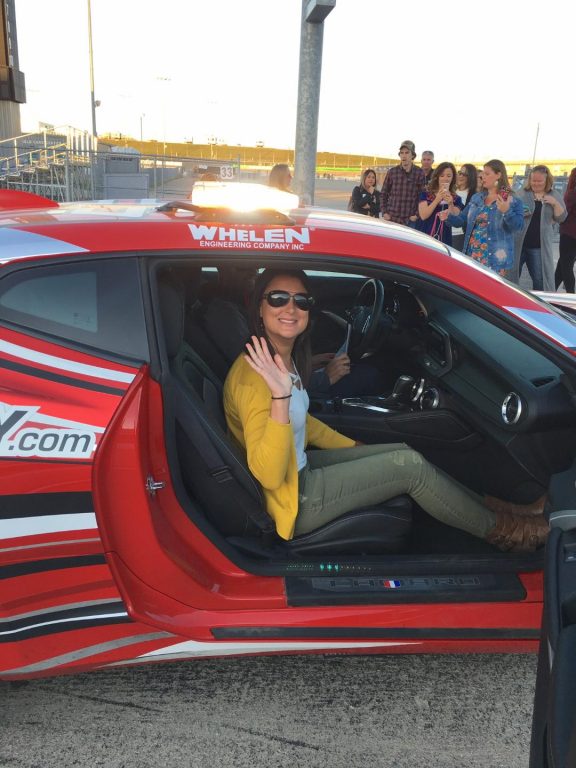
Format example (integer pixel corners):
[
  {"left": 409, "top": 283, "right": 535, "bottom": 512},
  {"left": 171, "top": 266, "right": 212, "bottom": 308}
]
[{"left": 262, "top": 291, "right": 315, "bottom": 311}]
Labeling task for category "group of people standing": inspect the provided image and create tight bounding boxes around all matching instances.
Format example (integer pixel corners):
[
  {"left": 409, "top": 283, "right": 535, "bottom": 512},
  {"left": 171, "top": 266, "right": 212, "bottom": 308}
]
[{"left": 348, "top": 140, "right": 576, "bottom": 292}]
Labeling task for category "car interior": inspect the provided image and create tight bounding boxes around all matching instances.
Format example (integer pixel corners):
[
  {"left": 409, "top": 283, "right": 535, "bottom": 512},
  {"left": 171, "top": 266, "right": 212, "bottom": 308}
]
[{"left": 152, "top": 257, "right": 576, "bottom": 578}]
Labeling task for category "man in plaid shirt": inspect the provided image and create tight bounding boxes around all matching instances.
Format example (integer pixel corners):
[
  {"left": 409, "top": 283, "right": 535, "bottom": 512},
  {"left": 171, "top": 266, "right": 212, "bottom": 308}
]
[{"left": 381, "top": 140, "right": 426, "bottom": 226}]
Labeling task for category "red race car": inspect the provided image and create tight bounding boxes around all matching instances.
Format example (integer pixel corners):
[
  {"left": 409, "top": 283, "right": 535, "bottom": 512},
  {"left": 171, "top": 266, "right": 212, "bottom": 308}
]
[{"left": 1, "top": 185, "right": 575, "bottom": 719}]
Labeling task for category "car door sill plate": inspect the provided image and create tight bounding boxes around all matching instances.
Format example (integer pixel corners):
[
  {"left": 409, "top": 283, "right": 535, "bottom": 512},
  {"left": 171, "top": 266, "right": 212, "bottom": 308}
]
[{"left": 285, "top": 572, "right": 526, "bottom": 606}]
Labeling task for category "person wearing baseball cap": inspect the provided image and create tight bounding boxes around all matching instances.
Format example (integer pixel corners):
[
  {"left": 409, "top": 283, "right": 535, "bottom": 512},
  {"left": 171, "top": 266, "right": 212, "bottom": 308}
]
[
  {"left": 399, "top": 140, "right": 417, "bottom": 157},
  {"left": 381, "top": 139, "right": 426, "bottom": 226}
]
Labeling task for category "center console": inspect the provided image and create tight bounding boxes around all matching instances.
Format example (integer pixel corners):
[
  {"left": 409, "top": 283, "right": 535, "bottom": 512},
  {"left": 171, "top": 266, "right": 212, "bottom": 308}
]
[
  {"left": 312, "top": 375, "right": 442, "bottom": 416},
  {"left": 310, "top": 374, "right": 478, "bottom": 449}
]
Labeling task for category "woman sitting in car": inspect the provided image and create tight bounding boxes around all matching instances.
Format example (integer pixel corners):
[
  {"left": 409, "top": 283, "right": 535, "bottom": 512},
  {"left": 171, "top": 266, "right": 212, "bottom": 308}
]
[{"left": 223, "top": 268, "right": 548, "bottom": 550}]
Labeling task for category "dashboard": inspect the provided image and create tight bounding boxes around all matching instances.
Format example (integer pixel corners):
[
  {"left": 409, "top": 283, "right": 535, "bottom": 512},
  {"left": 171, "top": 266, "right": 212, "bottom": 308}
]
[{"left": 383, "top": 286, "right": 576, "bottom": 435}]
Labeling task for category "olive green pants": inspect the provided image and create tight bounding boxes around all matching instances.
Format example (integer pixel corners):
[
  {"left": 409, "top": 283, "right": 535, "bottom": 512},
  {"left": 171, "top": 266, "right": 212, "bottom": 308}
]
[{"left": 295, "top": 443, "right": 496, "bottom": 539}]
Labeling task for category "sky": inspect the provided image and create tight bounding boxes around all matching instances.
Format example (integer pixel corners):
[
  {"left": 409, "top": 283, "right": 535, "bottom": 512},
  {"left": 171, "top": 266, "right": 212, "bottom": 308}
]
[{"left": 14, "top": 0, "right": 576, "bottom": 162}]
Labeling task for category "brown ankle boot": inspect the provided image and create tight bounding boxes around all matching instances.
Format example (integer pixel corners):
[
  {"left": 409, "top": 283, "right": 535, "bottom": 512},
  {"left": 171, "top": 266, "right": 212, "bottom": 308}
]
[
  {"left": 484, "top": 494, "right": 547, "bottom": 518},
  {"left": 485, "top": 511, "right": 549, "bottom": 552}
]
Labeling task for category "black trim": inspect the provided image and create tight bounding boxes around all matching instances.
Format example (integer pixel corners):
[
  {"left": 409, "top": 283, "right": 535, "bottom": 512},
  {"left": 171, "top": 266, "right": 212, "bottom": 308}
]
[
  {"left": 0, "top": 491, "right": 93, "bottom": 519},
  {"left": 285, "top": 572, "right": 526, "bottom": 606},
  {"left": 0, "top": 554, "right": 106, "bottom": 580},
  {"left": 0, "top": 357, "right": 127, "bottom": 396},
  {"left": 0, "top": 601, "right": 128, "bottom": 642},
  {"left": 212, "top": 626, "right": 539, "bottom": 641}
]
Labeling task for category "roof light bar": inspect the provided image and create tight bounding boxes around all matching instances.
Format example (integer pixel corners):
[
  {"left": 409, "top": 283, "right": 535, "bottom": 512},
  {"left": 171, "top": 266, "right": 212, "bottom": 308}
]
[{"left": 191, "top": 182, "right": 299, "bottom": 214}]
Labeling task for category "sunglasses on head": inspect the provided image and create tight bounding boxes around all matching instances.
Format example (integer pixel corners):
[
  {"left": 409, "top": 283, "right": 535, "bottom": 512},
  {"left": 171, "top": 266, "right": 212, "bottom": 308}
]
[
  {"left": 262, "top": 291, "right": 315, "bottom": 311},
  {"left": 457, "top": 170, "right": 468, "bottom": 176}
]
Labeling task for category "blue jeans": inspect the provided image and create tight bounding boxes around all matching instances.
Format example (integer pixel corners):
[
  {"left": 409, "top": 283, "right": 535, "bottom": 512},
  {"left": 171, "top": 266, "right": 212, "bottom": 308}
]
[{"left": 520, "top": 247, "right": 543, "bottom": 291}]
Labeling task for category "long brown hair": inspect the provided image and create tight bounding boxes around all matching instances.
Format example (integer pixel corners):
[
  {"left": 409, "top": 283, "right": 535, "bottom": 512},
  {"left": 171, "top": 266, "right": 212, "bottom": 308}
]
[
  {"left": 249, "top": 268, "right": 313, "bottom": 386},
  {"left": 360, "top": 168, "right": 378, "bottom": 191},
  {"left": 428, "top": 162, "right": 457, "bottom": 195},
  {"left": 459, "top": 163, "right": 478, "bottom": 194},
  {"left": 484, "top": 159, "right": 512, "bottom": 194},
  {"left": 567, "top": 168, "right": 576, "bottom": 195}
]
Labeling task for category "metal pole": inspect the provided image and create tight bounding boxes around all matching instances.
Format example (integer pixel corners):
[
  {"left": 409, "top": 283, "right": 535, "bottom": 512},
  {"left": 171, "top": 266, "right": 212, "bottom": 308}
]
[
  {"left": 531, "top": 123, "right": 540, "bottom": 167},
  {"left": 87, "top": 0, "right": 97, "bottom": 137},
  {"left": 293, "top": 0, "right": 335, "bottom": 205}
]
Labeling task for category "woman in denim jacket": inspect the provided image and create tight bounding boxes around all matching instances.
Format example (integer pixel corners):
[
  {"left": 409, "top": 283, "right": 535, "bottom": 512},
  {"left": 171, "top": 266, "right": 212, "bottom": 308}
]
[{"left": 448, "top": 159, "right": 524, "bottom": 277}]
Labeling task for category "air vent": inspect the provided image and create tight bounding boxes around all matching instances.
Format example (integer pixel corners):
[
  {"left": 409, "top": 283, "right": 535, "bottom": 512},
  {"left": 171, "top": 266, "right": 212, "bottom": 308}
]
[
  {"left": 531, "top": 376, "right": 554, "bottom": 387},
  {"left": 501, "top": 392, "right": 523, "bottom": 425}
]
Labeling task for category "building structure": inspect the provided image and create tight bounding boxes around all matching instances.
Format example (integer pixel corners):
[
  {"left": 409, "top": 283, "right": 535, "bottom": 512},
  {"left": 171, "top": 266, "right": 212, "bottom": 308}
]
[{"left": 0, "top": 0, "right": 25, "bottom": 139}]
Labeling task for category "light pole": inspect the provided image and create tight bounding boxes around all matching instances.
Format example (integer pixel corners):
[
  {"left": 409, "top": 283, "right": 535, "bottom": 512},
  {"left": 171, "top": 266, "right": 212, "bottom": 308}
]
[
  {"left": 140, "top": 113, "right": 145, "bottom": 142},
  {"left": 293, "top": 0, "right": 336, "bottom": 205},
  {"left": 531, "top": 123, "right": 540, "bottom": 167},
  {"left": 87, "top": 0, "right": 98, "bottom": 138}
]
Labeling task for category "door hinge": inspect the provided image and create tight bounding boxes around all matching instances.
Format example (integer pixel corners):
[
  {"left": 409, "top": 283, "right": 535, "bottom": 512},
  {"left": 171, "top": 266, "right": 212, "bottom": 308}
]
[{"left": 146, "top": 475, "right": 166, "bottom": 496}]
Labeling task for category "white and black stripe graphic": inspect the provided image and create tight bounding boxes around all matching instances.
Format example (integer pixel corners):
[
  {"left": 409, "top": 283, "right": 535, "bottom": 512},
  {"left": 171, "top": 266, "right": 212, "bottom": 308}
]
[
  {"left": 0, "top": 339, "right": 135, "bottom": 383},
  {"left": 0, "top": 599, "right": 130, "bottom": 642},
  {"left": 0, "top": 357, "right": 128, "bottom": 396},
  {"left": 2, "top": 631, "right": 174, "bottom": 676},
  {"left": 0, "top": 338, "right": 135, "bottom": 396},
  {"left": 0, "top": 492, "right": 98, "bottom": 541},
  {"left": 0, "top": 553, "right": 107, "bottom": 581}
]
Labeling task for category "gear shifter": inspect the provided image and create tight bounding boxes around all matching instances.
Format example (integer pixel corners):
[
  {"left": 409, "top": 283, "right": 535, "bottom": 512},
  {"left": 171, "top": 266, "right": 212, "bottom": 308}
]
[
  {"left": 372, "top": 375, "right": 416, "bottom": 409},
  {"left": 389, "top": 375, "right": 416, "bottom": 404},
  {"left": 336, "top": 375, "right": 418, "bottom": 414}
]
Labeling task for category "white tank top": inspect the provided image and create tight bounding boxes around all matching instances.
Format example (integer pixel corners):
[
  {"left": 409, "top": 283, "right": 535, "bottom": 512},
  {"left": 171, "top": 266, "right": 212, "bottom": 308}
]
[{"left": 289, "top": 370, "right": 309, "bottom": 471}]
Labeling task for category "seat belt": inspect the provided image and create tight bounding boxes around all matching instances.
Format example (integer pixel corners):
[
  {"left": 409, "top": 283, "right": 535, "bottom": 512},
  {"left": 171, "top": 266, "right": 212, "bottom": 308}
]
[{"left": 172, "top": 382, "right": 276, "bottom": 535}]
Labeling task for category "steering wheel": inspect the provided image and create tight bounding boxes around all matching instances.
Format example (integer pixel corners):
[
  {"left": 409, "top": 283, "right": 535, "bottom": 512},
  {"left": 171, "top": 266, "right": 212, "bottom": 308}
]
[{"left": 347, "top": 278, "right": 385, "bottom": 360}]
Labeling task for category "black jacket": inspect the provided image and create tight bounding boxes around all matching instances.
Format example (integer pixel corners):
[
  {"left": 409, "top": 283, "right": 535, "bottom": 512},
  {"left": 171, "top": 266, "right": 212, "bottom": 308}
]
[{"left": 350, "top": 185, "right": 381, "bottom": 217}]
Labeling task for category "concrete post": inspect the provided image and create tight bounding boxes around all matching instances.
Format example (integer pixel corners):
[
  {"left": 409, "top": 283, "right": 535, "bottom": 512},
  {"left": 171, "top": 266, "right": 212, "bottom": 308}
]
[{"left": 293, "top": 0, "right": 335, "bottom": 206}]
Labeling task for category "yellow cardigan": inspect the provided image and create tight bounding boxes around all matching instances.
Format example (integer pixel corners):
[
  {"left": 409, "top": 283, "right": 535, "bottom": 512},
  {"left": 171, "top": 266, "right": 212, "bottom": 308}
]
[{"left": 223, "top": 355, "right": 355, "bottom": 540}]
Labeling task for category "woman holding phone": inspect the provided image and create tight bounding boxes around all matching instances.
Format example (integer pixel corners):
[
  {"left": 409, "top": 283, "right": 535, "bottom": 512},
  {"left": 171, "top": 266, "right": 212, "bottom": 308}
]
[
  {"left": 447, "top": 159, "right": 523, "bottom": 277},
  {"left": 418, "top": 162, "right": 463, "bottom": 245}
]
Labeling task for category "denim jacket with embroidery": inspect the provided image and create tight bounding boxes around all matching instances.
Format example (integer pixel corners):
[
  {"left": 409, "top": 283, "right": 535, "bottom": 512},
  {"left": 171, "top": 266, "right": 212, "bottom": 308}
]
[{"left": 448, "top": 191, "right": 524, "bottom": 271}]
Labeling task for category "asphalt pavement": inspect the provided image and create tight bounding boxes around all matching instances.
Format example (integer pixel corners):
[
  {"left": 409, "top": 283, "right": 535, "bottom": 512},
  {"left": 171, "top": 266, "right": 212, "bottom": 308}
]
[{"left": 1, "top": 652, "right": 537, "bottom": 767}]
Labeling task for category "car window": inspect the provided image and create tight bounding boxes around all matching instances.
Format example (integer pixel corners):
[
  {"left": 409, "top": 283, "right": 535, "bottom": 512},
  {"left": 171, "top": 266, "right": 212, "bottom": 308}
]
[{"left": 0, "top": 258, "right": 149, "bottom": 362}]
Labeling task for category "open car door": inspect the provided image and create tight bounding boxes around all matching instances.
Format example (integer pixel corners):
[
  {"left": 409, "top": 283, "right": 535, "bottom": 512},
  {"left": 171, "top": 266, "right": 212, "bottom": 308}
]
[{"left": 530, "top": 513, "right": 576, "bottom": 766}]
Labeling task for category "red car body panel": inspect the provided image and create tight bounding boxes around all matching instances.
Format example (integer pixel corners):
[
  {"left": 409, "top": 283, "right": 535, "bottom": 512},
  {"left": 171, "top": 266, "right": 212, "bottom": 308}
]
[{"left": 1, "top": 193, "right": 574, "bottom": 679}]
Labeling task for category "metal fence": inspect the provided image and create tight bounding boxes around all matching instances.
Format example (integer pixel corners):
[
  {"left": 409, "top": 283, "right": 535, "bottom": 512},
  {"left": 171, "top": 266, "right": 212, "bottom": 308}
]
[{"left": 0, "top": 131, "right": 240, "bottom": 202}]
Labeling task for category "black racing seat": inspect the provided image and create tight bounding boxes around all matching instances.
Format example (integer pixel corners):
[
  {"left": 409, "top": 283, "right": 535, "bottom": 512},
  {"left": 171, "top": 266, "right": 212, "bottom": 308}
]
[{"left": 158, "top": 278, "right": 412, "bottom": 557}]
